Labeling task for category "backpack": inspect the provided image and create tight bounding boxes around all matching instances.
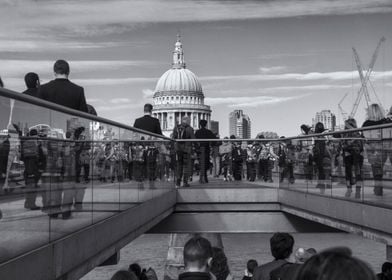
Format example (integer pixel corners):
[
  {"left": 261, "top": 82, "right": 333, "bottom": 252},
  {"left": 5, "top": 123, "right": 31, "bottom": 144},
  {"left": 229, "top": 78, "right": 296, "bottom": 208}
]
[{"left": 22, "top": 139, "right": 39, "bottom": 158}]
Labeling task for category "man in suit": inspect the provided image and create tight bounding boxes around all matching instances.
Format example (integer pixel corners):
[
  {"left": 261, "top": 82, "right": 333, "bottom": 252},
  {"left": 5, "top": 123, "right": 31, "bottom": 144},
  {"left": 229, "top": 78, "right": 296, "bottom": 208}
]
[
  {"left": 39, "top": 60, "right": 88, "bottom": 220},
  {"left": 133, "top": 103, "right": 162, "bottom": 135},
  {"left": 23, "top": 72, "right": 41, "bottom": 98},
  {"left": 195, "top": 120, "right": 216, "bottom": 184},
  {"left": 40, "top": 59, "right": 88, "bottom": 112}
]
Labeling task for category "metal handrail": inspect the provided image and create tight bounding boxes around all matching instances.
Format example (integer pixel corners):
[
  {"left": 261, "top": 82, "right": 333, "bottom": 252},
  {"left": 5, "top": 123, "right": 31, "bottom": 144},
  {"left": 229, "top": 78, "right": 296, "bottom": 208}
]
[{"left": 0, "top": 87, "right": 172, "bottom": 141}]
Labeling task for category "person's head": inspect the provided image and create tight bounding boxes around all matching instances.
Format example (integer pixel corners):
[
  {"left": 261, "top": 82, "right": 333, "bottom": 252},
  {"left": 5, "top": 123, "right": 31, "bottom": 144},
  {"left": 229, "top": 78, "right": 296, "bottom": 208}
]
[
  {"left": 381, "top": 262, "right": 392, "bottom": 277},
  {"left": 270, "top": 232, "right": 294, "bottom": 260},
  {"left": 300, "top": 124, "right": 311, "bottom": 135},
  {"left": 199, "top": 119, "right": 207, "bottom": 128},
  {"left": 344, "top": 118, "right": 358, "bottom": 130},
  {"left": 294, "top": 247, "right": 376, "bottom": 280},
  {"left": 314, "top": 122, "right": 325, "bottom": 134},
  {"left": 29, "top": 128, "right": 38, "bottom": 137},
  {"left": 181, "top": 116, "right": 190, "bottom": 126},
  {"left": 367, "top": 103, "right": 385, "bottom": 121},
  {"left": 258, "top": 134, "right": 265, "bottom": 139},
  {"left": 87, "top": 104, "right": 97, "bottom": 116},
  {"left": 210, "top": 247, "right": 230, "bottom": 280},
  {"left": 24, "top": 72, "right": 40, "bottom": 89},
  {"left": 111, "top": 270, "right": 138, "bottom": 280},
  {"left": 183, "top": 236, "right": 213, "bottom": 272},
  {"left": 144, "top": 103, "right": 153, "bottom": 114},
  {"left": 128, "top": 263, "right": 142, "bottom": 279},
  {"left": 0, "top": 76, "right": 3, "bottom": 88},
  {"left": 54, "top": 59, "right": 70, "bottom": 77},
  {"left": 230, "top": 135, "right": 236, "bottom": 139},
  {"left": 294, "top": 248, "right": 317, "bottom": 264},
  {"left": 246, "top": 259, "right": 258, "bottom": 274}
]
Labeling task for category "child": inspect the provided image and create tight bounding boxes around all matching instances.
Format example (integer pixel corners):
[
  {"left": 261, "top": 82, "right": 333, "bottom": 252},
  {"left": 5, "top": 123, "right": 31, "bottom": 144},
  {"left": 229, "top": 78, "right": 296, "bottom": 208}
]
[{"left": 242, "top": 259, "right": 258, "bottom": 280}]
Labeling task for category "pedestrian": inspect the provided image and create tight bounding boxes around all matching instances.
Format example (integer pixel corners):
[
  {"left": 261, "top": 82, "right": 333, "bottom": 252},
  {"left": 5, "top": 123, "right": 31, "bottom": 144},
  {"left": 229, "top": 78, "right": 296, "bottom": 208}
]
[
  {"left": 179, "top": 236, "right": 213, "bottom": 280},
  {"left": 253, "top": 232, "right": 295, "bottom": 280},
  {"left": 23, "top": 72, "right": 41, "bottom": 98},
  {"left": 40, "top": 59, "right": 88, "bottom": 112},
  {"left": 219, "top": 137, "right": 233, "bottom": 182},
  {"left": 362, "top": 104, "right": 391, "bottom": 196},
  {"left": 242, "top": 259, "right": 258, "bottom": 280},
  {"left": 377, "top": 262, "right": 392, "bottom": 280},
  {"left": 342, "top": 118, "right": 364, "bottom": 198},
  {"left": 195, "top": 120, "right": 215, "bottom": 184},
  {"left": 313, "top": 122, "right": 332, "bottom": 191},
  {"left": 172, "top": 116, "right": 195, "bottom": 187},
  {"left": 133, "top": 103, "right": 162, "bottom": 135}
]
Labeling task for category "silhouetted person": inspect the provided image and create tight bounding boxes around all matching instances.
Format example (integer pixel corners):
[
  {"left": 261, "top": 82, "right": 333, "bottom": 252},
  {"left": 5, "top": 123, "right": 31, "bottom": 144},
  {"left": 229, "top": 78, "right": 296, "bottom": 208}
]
[
  {"left": 40, "top": 60, "right": 88, "bottom": 112},
  {"left": 242, "top": 259, "right": 258, "bottom": 280},
  {"left": 294, "top": 247, "right": 376, "bottom": 280},
  {"left": 23, "top": 72, "right": 41, "bottom": 98},
  {"left": 195, "top": 120, "right": 215, "bottom": 184},
  {"left": 179, "top": 236, "right": 213, "bottom": 280},
  {"left": 253, "top": 232, "right": 294, "bottom": 280},
  {"left": 377, "top": 262, "right": 392, "bottom": 280},
  {"left": 133, "top": 103, "right": 162, "bottom": 135},
  {"left": 0, "top": 76, "right": 3, "bottom": 87},
  {"left": 87, "top": 103, "right": 97, "bottom": 116},
  {"left": 111, "top": 270, "right": 138, "bottom": 280},
  {"left": 129, "top": 263, "right": 142, "bottom": 279},
  {"left": 173, "top": 116, "right": 195, "bottom": 187}
]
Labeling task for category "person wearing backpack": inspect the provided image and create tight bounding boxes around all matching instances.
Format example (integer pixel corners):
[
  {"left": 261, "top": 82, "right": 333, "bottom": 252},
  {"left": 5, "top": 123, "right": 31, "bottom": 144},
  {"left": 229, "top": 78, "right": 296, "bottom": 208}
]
[
  {"left": 21, "top": 128, "right": 43, "bottom": 210},
  {"left": 172, "top": 116, "right": 195, "bottom": 187}
]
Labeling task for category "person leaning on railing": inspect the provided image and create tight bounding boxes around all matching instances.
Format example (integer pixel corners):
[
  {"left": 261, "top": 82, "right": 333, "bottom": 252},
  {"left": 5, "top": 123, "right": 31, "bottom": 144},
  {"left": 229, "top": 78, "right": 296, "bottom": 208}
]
[{"left": 361, "top": 104, "right": 391, "bottom": 196}]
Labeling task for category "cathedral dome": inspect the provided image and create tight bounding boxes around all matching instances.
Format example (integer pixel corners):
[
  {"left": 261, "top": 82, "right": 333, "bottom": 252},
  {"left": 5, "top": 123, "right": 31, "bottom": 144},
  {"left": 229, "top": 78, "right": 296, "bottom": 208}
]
[{"left": 154, "top": 68, "right": 203, "bottom": 97}]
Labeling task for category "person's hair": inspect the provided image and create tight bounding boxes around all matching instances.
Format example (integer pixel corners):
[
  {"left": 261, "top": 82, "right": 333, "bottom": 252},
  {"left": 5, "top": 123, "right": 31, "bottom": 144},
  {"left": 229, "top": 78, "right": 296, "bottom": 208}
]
[
  {"left": 344, "top": 118, "right": 357, "bottom": 130},
  {"left": 24, "top": 72, "right": 39, "bottom": 89},
  {"left": 0, "top": 76, "right": 4, "bottom": 88},
  {"left": 270, "top": 232, "right": 294, "bottom": 260},
  {"left": 199, "top": 119, "right": 207, "bottom": 128},
  {"left": 382, "top": 262, "right": 392, "bottom": 273},
  {"left": 181, "top": 116, "right": 190, "bottom": 124},
  {"left": 246, "top": 259, "right": 258, "bottom": 274},
  {"left": 87, "top": 104, "right": 97, "bottom": 116},
  {"left": 144, "top": 103, "right": 153, "bottom": 113},
  {"left": 294, "top": 247, "right": 376, "bottom": 280},
  {"left": 183, "top": 236, "right": 212, "bottom": 269},
  {"left": 230, "top": 135, "right": 236, "bottom": 139},
  {"left": 300, "top": 124, "right": 311, "bottom": 135},
  {"left": 29, "top": 129, "right": 38, "bottom": 137},
  {"left": 258, "top": 134, "right": 265, "bottom": 139},
  {"left": 128, "top": 263, "right": 142, "bottom": 278},
  {"left": 54, "top": 59, "right": 70, "bottom": 75},
  {"left": 111, "top": 270, "right": 138, "bottom": 280},
  {"left": 367, "top": 103, "right": 385, "bottom": 121},
  {"left": 210, "top": 247, "right": 230, "bottom": 280},
  {"left": 314, "top": 122, "right": 325, "bottom": 134}
]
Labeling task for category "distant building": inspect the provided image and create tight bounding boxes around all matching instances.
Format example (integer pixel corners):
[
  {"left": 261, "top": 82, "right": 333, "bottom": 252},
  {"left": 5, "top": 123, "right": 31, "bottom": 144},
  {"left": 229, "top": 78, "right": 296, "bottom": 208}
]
[
  {"left": 152, "top": 35, "right": 211, "bottom": 137},
  {"left": 229, "top": 110, "right": 251, "bottom": 139},
  {"left": 312, "top": 110, "right": 336, "bottom": 131},
  {"left": 210, "top": 120, "right": 219, "bottom": 136},
  {"left": 256, "top": 131, "right": 279, "bottom": 139}
]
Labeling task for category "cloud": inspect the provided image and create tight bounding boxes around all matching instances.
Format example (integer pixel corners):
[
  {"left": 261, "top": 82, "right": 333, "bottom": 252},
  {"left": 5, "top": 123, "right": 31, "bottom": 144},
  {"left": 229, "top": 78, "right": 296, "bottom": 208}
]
[
  {"left": 259, "top": 66, "right": 288, "bottom": 74},
  {"left": 200, "top": 70, "right": 392, "bottom": 82},
  {"left": 0, "top": 59, "right": 155, "bottom": 78},
  {"left": 142, "top": 89, "right": 155, "bottom": 98},
  {"left": 206, "top": 94, "right": 311, "bottom": 108},
  {"left": 1, "top": 0, "right": 391, "bottom": 39},
  {"left": 110, "top": 98, "right": 131, "bottom": 104}
]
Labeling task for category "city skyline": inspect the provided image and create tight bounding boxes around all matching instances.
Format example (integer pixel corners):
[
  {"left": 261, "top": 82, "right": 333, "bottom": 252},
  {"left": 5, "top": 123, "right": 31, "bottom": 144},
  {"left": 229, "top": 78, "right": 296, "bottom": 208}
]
[{"left": 0, "top": 0, "right": 392, "bottom": 137}]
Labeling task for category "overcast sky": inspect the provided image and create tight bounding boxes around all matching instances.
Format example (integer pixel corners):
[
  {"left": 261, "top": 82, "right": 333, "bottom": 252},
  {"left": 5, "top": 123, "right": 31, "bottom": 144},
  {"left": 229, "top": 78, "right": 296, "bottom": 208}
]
[{"left": 1, "top": 0, "right": 392, "bottom": 137}]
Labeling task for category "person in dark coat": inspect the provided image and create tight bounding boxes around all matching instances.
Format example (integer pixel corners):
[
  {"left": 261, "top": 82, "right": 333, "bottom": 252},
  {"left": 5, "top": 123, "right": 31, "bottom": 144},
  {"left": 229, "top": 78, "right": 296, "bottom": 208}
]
[
  {"left": 377, "top": 262, "right": 392, "bottom": 280},
  {"left": 133, "top": 103, "right": 162, "bottom": 135},
  {"left": 23, "top": 72, "right": 41, "bottom": 98},
  {"left": 179, "top": 236, "right": 213, "bottom": 280},
  {"left": 173, "top": 116, "right": 195, "bottom": 187},
  {"left": 253, "top": 232, "right": 294, "bottom": 280},
  {"left": 195, "top": 120, "right": 215, "bottom": 184},
  {"left": 40, "top": 60, "right": 88, "bottom": 112}
]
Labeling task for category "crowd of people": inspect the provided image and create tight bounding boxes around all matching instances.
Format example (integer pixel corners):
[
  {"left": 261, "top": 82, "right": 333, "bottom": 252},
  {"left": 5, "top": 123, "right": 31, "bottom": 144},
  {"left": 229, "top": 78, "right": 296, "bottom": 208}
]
[
  {"left": 108, "top": 234, "right": 392, "bottom": 280},
  {"left": 1, "top": 60, "right": 392, "bottom": 223}
]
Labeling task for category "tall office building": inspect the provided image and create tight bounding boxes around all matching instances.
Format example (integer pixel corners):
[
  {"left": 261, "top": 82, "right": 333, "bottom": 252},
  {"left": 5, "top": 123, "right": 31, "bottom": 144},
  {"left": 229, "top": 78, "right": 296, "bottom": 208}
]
[
  {"left": 210, "top": 120, "right": 219, "bottom": 136},
  {"left": 229, "top": 110, "right": 251, "bottom": 139},
  {"left": 312, "top": 110, "right": 337, "bottom": 131}
]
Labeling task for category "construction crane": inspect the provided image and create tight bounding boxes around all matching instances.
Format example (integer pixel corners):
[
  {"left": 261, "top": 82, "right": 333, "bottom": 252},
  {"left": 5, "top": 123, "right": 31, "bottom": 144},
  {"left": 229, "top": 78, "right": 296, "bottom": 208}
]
[
  {"left": 349, "top": 36, "right": 386, "bottom": 119},
  {"left": 338, "top": 92, "right": 349, "bottom": 121}
]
